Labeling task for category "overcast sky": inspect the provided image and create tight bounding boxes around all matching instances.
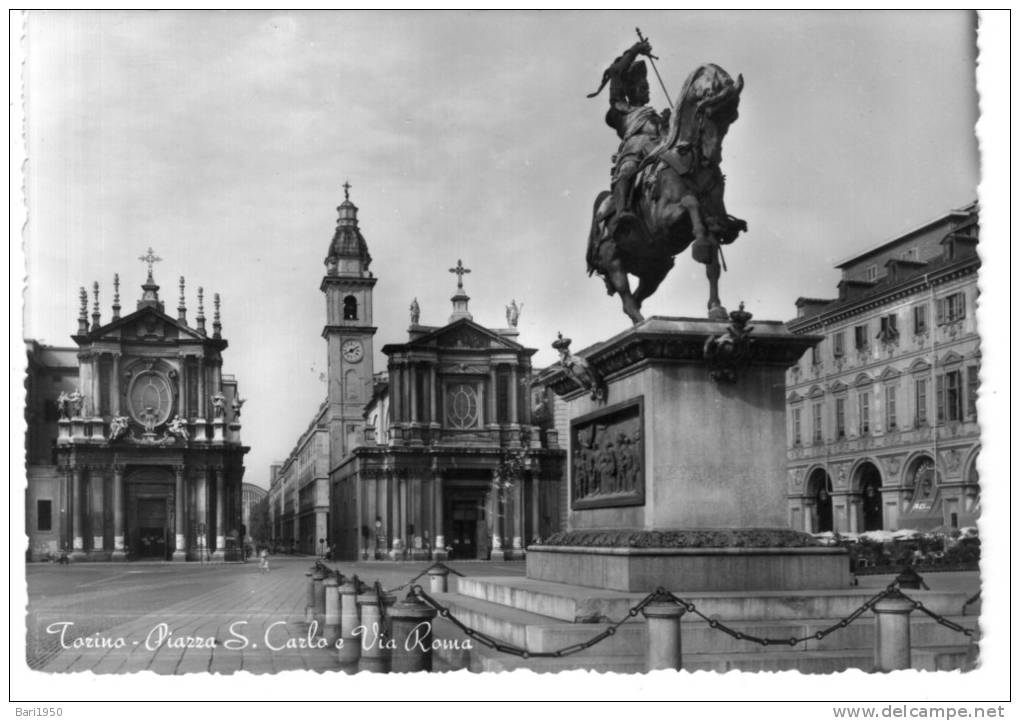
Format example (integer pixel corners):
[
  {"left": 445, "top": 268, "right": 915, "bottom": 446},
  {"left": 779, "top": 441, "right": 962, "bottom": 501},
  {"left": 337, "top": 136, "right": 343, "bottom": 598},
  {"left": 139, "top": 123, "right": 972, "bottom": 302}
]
[
  {"left": 21, "top": 11, "right": 982, "bottom": 485},
  {"left": 11, "top": 8, "right": 1012, "bottom": 707}
]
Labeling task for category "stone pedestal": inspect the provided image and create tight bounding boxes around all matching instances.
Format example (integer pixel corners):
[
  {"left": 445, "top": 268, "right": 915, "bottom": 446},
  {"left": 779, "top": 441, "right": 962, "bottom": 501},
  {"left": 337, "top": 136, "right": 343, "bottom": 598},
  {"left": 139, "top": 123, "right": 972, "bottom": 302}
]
[
  {"left": 530, "top": 315, "right": 848, "bottom": 592},
  {"left": 212, "top": 419, "right": 225, "bottom": 443}
]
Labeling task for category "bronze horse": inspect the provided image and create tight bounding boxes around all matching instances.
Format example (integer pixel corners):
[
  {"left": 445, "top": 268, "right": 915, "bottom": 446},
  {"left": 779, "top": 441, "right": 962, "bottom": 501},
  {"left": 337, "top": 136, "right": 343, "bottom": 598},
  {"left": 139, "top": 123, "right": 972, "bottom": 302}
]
[{"left": 587, "top": 63, "right": 747, "bottom": 324}]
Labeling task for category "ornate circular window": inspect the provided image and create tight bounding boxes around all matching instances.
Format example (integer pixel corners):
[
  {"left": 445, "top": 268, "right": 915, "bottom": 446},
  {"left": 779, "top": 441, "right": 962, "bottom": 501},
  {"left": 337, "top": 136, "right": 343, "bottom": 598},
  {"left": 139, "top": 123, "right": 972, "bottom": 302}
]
[
  {"left": 446, "top": 383, "right": 479, "bottom": 429},
  {"left": 128, "top": 371, "right": 174, "bottom": 430}
]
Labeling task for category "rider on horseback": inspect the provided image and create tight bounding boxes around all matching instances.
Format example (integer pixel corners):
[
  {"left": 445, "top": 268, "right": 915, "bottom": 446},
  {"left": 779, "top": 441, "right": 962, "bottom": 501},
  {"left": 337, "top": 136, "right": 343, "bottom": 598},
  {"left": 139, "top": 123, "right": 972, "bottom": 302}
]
[{"left": 589, "top": 40, "right": 670, "bottom": 236}]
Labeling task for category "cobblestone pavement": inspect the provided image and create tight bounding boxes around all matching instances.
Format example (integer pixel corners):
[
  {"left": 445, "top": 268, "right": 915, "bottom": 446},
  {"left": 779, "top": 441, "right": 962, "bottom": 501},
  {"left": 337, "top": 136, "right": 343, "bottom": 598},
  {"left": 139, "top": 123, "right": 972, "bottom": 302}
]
[{"left": 26, "top": 555, "right": 525, "bottom": 675}]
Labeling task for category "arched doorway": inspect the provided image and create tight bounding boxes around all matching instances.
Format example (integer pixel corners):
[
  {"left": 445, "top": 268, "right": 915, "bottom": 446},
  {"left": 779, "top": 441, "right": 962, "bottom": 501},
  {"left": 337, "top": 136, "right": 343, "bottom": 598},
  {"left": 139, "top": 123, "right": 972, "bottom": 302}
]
[
  {"left": 857, "top": 462, "right": 884, "bottom": 531},
  {"left": 807, "top": 468, "right": 833, "bottom": 533}
]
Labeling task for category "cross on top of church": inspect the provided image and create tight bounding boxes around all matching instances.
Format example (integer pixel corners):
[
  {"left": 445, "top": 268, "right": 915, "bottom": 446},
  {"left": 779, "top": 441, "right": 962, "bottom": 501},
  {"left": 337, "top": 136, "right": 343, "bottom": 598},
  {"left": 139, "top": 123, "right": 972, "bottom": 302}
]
[
  {"left": 343, "top": 181, "right": 351, "bottom": 201},
  {"left": 449, "top": 259, "right": 471, "bottom": 290},
  {"left": 139, "top": 247, "right": 162, "bottom": 276}
]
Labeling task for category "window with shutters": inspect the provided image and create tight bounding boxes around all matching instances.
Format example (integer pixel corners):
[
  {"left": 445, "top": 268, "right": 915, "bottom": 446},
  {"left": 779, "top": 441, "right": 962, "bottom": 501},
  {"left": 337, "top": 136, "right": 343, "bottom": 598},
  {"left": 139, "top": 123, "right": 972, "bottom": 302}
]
[
  {"left": 878, "top": 314, "right": 899, "bottom": 343},
  {"left": 812, "top": 402, "right": 823, "bottom": 444},
  {"left": 832, "top": 331, "right": 845, "bottom": 359},
  {"left": 966, "top": 365, "right": 979, "bottom": 419},
  {"left": 835, "top": 397, "right": 846, "bottom": 439},
  {"left": 858, "top": 390, "right": 871, "bottom": 435},
  {"left": 885, "top": 385, "right": 897, "bottom": 430},
  {"left": 811, "top": 344, "right": 821, "bottom": 366},
  {"left": 913, "top": 304, "right": 928, "bottom": 334},
  {"left": 792, "top": 407, "right": 802, "bottom": 446},
  {"left": 937, "top": 293, "right": 966, "bottom": 324},
  {"left": 854, "top": 324, "right": 869, "bottom": 351},
  {"left": 914, "top": 378, "right": 928, "bottom": 427}
]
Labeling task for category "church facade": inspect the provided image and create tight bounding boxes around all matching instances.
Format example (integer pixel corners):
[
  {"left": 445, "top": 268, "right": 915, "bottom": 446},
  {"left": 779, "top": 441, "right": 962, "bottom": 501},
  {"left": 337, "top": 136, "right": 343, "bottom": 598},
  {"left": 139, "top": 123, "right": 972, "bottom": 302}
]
[
  {"left": 24, "top": 256, "right": 249, "bottom": 561},
  {"left": 269, "top": 187, "right": 564, "bottom": 561}
]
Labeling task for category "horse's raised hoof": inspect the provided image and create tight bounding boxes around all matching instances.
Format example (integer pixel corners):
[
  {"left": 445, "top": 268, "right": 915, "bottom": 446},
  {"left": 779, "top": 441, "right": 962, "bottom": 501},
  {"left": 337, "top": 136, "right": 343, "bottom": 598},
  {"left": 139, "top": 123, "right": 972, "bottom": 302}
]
[
  {"left": 692, "top": 237, "right": 714, "bottom": 264},
  {"left": 708, "top": 304, "right": 729, "bottom": 321}
]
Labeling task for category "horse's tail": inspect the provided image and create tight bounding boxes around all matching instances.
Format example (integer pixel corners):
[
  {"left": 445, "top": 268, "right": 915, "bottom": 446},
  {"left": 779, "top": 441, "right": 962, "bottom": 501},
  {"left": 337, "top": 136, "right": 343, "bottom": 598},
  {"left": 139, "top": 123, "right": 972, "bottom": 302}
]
[{"left": 587, "top": 190, "right": 612, "bottom": 276}]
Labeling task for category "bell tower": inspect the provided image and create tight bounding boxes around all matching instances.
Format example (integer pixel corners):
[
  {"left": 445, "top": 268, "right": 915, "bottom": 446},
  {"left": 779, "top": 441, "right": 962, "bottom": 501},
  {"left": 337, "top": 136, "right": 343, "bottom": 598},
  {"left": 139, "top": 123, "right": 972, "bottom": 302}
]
[{"left": 321, "top": 182, "right": 377, "bottom": 463}]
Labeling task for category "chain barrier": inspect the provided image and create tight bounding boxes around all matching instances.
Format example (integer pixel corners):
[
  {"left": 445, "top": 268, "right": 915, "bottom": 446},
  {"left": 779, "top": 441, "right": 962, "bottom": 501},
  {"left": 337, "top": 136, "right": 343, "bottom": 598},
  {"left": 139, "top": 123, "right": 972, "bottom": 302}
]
[
  {"left": 411, "top": 584, "right": 663, "bottom": 659},
  {"left": 402, "top": 580, "right": 974, "bottom": 659}
]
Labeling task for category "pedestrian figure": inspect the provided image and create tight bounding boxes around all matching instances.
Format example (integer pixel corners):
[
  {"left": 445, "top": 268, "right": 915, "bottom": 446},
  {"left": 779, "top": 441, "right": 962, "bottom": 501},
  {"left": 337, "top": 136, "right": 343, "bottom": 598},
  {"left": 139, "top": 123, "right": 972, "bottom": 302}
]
[{"left": 258, "top": 548, "right": 269, "bottom": 574}]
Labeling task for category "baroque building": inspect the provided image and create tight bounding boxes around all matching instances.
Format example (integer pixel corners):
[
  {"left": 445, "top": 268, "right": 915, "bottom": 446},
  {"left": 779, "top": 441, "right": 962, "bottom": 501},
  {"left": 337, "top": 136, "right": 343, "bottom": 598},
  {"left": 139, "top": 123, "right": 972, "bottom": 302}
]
[
  {"left": 24, "top": 254, "right": 249, "bottom": 561},
  {"left": 785, "top": 203, "right": 980, "bottom": 534},
  {"left": 270, "top": 186, "right": 564, "bottom": 561},
  {"left": 266, "top": 402, "right": 329, "bottom": 554}
]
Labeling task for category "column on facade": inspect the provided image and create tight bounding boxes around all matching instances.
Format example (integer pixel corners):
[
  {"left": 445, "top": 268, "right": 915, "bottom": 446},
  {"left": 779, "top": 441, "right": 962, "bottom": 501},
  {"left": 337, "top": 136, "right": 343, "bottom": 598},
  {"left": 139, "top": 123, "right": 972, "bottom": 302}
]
[
  {"left": 509, "top": 364, "right": 518, "bottom": 425},
  {"left": 848, "top": 497, "right": 861, "bottom": 534},
  {"left": 491, "top": 468, "right": 502, "bottom": 548},
  {"left": 427, "top": 365, "right": 437, "bottom": 425},
  {"left": 390, "top": 363, "right": 402, "bottom": 425},
  {"left": 197, "top": 357, "right": 206, "bottom": 418},
  {"left": 488, "top": 366, "right": 498, "bottom": 425},
  {"left": 91, "top": 354, "right": 102, "bottom": 417},
  {"left": 512, "top": 468, "right": 524, "bottom": 551},
  {"left": 90, "top": 467, "right": 104, "bottom": 551},
  {"left": 529, "top": 468, "right": 540, "bottom": 545},
  {"left": 213, "top": 358, "right": 222, "bottom": 398},
  {"left": 802, "top": 500, "right": 816, "bottom": 533},
  {"left": 196, "top": 468, "right": 209, "bottom": 558},
  {"left": 77, "top": 354, "right": 92, "bottom": 418},
  {"left": 432, "top": 469, "right": 444, "bottom": 552},
  {"left": 402, "top": 363, "right": 413, "bottom": 425},
  {"left": 174, "top": 465, "right": 186, "bottom": 558},
  {"left": 176, "top": 355, "right": 187, "bottom": 419},
  {"left": 111, "top": 353, "right": 121, "bottom": 415},
  {"left": 215, "top": 466, "right": 225, "bottom": 553},
  {"left": 71, "top": 466, "right": 84, "bottom": 551},
  {"left": 112, "top": 465, "right": 125, "bottom": 555},
  {"left": 410, "top": 363, "right": 419, "bottom": 423}
]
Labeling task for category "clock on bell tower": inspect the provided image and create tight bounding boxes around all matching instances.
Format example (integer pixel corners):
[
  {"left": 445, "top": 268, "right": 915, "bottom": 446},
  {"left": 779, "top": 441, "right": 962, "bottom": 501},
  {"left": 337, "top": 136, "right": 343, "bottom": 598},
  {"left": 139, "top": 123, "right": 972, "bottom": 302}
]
[{"left": 321, "top": 182, "right": 377, "bottom": 462}]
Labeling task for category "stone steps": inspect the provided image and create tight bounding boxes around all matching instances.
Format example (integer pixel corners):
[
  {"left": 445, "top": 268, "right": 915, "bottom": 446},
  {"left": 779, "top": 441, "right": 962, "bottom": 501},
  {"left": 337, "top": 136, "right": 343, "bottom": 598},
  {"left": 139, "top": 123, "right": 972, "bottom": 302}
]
[
  {"left": 427, "top": 576, "right": 978, "bottom": 673},
  {"left": 455, "top": 575, "right": 975, "bottom": 623}
]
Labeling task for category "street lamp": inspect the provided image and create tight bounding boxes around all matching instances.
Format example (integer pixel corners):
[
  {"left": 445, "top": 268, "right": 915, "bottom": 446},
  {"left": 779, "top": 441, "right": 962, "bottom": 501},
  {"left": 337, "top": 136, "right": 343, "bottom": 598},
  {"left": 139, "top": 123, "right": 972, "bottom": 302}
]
[
  {"left": 374, "top": 518, "right": 382, "bottom": 560},
  {"left": 319, "top": 538, "right": 325, "bottom": 558}
]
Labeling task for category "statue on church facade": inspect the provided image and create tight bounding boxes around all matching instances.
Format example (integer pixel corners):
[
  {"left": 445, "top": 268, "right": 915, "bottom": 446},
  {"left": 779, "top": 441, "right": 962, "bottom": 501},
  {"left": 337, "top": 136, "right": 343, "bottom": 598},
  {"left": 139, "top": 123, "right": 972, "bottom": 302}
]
[
  {"left": 211, "top": 391, "right": 226, "bottom": 419},
  {"left": 67, "top": 389, "right": 85, "bottom": 418},
  {"left": 231, "top": 395, "right": 245, "bottom": 419},
  {"left": 109, "top": 415, "right": 130, "bottom": 441},
  {"left": 166, "top": 414, "right": 189, "bottom": 442},
  {"left": 56, "top": 391, "right": 71, "bottom": 420},
  {"left": 506, "top": 299, "right": 522, "bottom": 328},
  {"left": 410, "top": 298, "right": 420, "bottom": 326},
  {"left": 586, "top": 31, "right": 747, "bottom": 324}
]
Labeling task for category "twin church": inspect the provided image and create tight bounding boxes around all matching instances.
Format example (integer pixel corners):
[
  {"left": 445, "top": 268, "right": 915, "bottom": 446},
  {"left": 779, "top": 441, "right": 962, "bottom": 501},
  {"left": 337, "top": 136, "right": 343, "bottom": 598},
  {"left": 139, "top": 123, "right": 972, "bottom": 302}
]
[{"left": 269, "top": 186, "right": 565, "bottom": 561}]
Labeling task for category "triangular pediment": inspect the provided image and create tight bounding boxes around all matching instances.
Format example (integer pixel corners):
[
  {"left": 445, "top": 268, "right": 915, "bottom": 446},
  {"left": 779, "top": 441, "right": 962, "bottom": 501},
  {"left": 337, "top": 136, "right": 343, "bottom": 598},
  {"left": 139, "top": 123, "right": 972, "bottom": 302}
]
[
  {"left": 827, "top": 380, "right": 848, "bottom": 394},
  {"left": 787, "top": 391, "right": 803, "bottom": 404},
  {"left": 808, "top": 384, "right": 825, "bottom": 399},
  {"left": 908, "top": 357, "right": 932, "bottom": 374},
  {"left": 406, "top": 318, "right": 524, "bottom": 352},
  {"left": 938, "top": 350, "right": 964, "bottom": 367},
  {"left": 879, "top": 365, "right": 901, "bottom": 381},
  {"left": 84, "top": 306, "right": 209, "bottom": 343},
  {"left": 853, "top": 372, "right": 874, "bottom": 387}
]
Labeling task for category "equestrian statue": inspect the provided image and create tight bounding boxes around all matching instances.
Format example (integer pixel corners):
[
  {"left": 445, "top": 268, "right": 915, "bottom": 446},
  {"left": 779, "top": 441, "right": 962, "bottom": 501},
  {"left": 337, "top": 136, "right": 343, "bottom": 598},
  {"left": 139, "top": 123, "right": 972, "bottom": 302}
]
[{"left": 587, "top": 32, "right": 747, "bottom": 324}]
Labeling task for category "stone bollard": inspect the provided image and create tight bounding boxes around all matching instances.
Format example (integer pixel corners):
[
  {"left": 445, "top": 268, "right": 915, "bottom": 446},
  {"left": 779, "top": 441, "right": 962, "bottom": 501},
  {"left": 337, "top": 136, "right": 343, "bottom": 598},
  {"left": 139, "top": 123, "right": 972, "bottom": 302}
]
[
  {"left": 357, "top": 588, "right": 396, "bottom": 673},
  {"left": 337, "top": 577, "right": 362, "bottom": 670},
  {"left": 323, "top": 573, "right": 340, "bottom": 646},
  {"left": 873, "top": 590, "right": 915, "bottom": 671},
  {"left": 428, "top": 564, "right": 451, "bottom": 594},
  {"left": 312, "top": 565, "right": 327, "bottom": 633},
  {"left": 304, "top": 569, "right": 315, "bottom": 624},
  {"left": 389, "top": 593, "right": 439, "bottom": 673},
  {"left": 642, "top": 599, "right": 685, "bottom": 671}
]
